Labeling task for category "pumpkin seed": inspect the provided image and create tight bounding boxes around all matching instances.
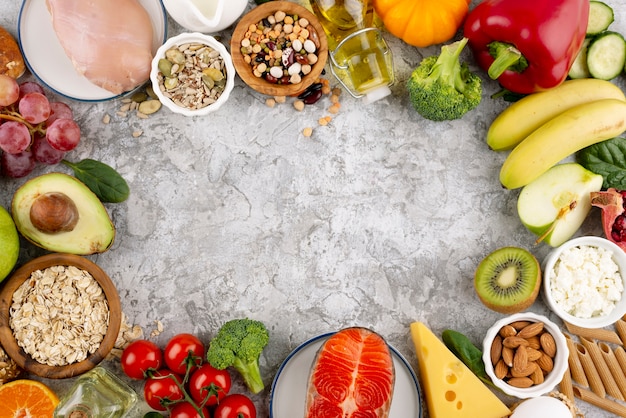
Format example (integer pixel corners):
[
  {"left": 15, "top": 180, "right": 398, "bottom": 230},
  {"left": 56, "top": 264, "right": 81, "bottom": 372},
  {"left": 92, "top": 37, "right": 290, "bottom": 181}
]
[{"left": 138, "top": 99, "right": 162, "bottom": 115}]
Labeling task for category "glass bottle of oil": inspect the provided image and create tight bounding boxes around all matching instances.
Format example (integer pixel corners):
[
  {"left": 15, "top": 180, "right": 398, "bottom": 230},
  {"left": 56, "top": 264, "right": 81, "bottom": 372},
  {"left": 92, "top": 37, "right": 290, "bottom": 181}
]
[
  {"left": 310, "top": 0, "right": 394, "bottom": 103},
  {"left": 53, "top": 367, "right": 138, "bottom": 418}
]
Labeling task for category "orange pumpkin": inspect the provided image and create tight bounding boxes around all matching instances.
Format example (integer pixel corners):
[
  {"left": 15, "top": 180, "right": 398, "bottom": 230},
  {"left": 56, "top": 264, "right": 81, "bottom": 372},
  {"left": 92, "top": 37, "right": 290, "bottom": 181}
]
[{"left": 373, "top": 0, "right": 471, "bottom": 48}]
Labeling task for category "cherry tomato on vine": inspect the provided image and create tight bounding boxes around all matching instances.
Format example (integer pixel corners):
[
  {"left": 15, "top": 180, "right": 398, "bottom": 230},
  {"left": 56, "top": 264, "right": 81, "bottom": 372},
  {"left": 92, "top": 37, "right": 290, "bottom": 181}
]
[
  {"left": 170, "top": 401, "right": 210, "bottom": 418},
  {"left": 214, "top": 394, "right": 257, "bottom": 418},
  {"left": 188, "top": 363, "right": 232, "bottom": 406},
  {"left": 164, "top": 333, "right": 205, "bottom": 375},
  {"left": 143, "top": 369, "right": 184, "bottom": 411},
  {"left": 120, "top": 339, "right": 163, "bottom": 379}
]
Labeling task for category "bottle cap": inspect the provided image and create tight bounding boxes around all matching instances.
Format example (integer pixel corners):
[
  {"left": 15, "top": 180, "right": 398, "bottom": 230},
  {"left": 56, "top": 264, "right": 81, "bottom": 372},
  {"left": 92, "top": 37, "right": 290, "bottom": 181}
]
[{"left": 363, "top": 86, "right": 391, "bottom": 104}]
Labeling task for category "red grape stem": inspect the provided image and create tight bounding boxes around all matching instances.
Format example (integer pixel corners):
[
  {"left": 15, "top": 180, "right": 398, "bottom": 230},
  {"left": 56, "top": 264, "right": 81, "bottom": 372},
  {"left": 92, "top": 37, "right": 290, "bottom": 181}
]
[{"left": 0, "top": 111, "right": 46, "bottom": 138}]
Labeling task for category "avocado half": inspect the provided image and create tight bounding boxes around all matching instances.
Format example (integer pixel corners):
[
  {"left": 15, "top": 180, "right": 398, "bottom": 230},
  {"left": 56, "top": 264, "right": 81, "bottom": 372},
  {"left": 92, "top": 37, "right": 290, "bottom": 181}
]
[{"left": 11, "top": 172, "right": 115, "bottom": 254}]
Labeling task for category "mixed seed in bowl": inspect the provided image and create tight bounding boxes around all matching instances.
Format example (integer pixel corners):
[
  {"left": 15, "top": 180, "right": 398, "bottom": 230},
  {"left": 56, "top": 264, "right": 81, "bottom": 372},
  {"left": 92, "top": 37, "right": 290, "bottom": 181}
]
[
  {"left": 155, "top": 42, "right": 228, "bottom": 111},
  {"left": 240, "top": 10, "right": 321, "bottom": 85}
]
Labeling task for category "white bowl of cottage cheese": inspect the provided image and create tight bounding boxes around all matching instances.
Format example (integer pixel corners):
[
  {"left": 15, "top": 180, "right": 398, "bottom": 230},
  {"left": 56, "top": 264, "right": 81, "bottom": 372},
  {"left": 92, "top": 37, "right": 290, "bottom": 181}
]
[{"left": 543, "top": 236, "right": 626, "bottom": 328}]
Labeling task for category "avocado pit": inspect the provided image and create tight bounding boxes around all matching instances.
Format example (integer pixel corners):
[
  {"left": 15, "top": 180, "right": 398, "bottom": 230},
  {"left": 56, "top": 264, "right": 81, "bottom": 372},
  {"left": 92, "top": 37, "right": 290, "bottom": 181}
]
[{"left": 30, "top": 192, "right": 79, "bottom": 234}]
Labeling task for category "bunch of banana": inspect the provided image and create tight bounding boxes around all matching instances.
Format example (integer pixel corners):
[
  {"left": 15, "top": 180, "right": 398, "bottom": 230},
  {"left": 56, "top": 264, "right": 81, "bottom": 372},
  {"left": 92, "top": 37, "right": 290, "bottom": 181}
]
[{"left": 488, "top": 79, "right": 626, "bottom": 189}]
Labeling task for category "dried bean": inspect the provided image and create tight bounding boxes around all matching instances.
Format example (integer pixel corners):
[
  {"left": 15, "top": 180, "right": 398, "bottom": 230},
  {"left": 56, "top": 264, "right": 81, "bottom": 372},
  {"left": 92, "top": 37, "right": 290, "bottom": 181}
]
[
  {"left": 297, "top": 82, "right": 323, "bottom": 100},
  {"left": 240, "top": 9, "right": 321, "bottom": 88},
  {"left": 303, "top": 88, "right": 323, "bottom": 105}
]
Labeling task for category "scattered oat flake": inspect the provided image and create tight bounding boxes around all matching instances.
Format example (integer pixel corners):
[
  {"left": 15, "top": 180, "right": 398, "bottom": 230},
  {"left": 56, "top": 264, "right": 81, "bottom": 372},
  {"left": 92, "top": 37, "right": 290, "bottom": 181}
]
[
  {"left": 274, "top": 95, "right": 286, "bottom": 104},
  {"left": 302, "top": 127, "right": 313, "bottom": 137},
  {"left": 102, "top": 114, "right": 111, "bottom": 124},
  {"left": 265, "top": 98, "right": 276, "bottom": 108},
  {"left": 132, "top": 130, "right": 143, "bottom": 138}
]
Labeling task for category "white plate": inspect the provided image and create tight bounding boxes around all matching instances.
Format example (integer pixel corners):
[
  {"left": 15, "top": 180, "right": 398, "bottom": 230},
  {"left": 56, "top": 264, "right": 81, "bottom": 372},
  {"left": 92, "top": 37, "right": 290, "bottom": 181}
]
[
  {"left": 270, "top": 332, "right": 423, "bottom": 417},
  {"left": 17, "top": 0, "right": 167, "bottom": 102}
]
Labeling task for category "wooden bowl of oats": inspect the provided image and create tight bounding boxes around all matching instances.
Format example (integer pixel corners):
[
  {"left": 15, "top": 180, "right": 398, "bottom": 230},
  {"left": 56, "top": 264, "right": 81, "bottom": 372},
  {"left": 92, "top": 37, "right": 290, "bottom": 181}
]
[
  {"left": 230, "top": 1, "right": 328, "bottom": 97},
  {"left": 0, "top": 253, "right": 121, "bottom": 379}
]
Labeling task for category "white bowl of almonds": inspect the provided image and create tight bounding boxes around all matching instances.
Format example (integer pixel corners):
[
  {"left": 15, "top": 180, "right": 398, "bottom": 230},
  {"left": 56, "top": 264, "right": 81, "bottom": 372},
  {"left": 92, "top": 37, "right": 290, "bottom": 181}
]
[
  {"left": 482, "top": 312, "right": 568, "bottom": 399},
  {"left": 150, "top": 32, "right": 235, "bottom": 116},
  {"left": 0, "top": 253, "right": 121, "bottom": 379}
]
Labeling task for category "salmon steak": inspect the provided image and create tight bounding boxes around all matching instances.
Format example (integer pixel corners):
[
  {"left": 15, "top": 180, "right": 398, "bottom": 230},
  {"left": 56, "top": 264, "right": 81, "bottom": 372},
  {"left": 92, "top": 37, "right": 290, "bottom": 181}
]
[
  {"left": 46, "top": 0, "right": 154, "bottom": 95},
  {"left": 305, "top": 327, "right": 395, "bottom": 418}
]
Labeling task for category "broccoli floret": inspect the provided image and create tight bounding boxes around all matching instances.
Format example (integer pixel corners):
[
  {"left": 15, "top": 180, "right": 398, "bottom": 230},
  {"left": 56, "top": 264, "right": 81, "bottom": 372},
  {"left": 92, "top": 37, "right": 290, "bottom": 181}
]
[
  {"left": 407, "top": 37, "right": 482, "bottom": 121},
  {"left": 206, "top": 318, "right": 269, "bottom": 394}
]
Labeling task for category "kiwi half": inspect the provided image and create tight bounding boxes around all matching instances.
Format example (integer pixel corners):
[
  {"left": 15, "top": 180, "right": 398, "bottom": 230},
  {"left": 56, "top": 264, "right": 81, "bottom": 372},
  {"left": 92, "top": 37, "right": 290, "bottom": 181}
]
[{"left": 474, "top": 247, "right": 541, "bottom": 314}]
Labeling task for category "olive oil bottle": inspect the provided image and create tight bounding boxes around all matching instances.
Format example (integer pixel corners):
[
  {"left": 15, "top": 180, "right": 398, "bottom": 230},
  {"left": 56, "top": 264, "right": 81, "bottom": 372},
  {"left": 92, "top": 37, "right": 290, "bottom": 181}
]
[{"left": 310, "top": 0, "right": 393, "bottom": 102}]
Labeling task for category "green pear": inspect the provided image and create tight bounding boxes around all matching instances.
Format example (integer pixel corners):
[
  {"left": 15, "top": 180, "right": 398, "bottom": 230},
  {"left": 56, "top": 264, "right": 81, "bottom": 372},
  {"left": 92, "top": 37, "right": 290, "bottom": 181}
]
[
  {"left": 0, "top": 205, "right": 19, "bottom": 282},
  {"left": 517, "top": 163, "right": 603, "bottom": 247}
]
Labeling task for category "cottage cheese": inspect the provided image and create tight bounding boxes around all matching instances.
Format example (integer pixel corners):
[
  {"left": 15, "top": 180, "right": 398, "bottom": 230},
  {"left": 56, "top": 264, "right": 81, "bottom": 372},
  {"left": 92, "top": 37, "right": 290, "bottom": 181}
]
[{"left": 549, "top": 245, "right": 624, "bottom": 318}]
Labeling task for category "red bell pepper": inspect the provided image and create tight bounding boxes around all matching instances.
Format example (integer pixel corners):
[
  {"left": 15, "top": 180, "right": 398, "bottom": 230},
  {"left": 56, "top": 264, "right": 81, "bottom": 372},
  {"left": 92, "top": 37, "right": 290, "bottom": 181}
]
[{"left": 463, "top": 0, "right": 589, "bottom": 94}]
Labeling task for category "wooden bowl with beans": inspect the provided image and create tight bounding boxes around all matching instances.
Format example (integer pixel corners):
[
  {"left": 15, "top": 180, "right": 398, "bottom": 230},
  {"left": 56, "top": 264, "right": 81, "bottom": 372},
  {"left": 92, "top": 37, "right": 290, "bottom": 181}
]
[
  {"left": 230, "top": 1, "right": 329, "bottom": 97},
  {"left": 0, "top": 253, "right": 122, "bottom": 379}
]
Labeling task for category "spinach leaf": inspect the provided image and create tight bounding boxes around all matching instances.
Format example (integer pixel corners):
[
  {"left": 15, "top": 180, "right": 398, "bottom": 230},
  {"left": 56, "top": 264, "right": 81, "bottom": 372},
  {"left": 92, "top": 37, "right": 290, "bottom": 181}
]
[
  {"left": 441, "top": 329, "right": 495, "bottom": 388},
  {"left": 577, "top": 137, "right": 626, "bottom": 190},
  {"left": 62, "top": 159, "right": 130, "bottom": 203}
]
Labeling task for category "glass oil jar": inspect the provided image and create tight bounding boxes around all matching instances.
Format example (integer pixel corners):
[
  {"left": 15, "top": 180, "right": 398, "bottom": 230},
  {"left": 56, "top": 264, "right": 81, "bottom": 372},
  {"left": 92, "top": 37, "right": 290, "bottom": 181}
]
[{"left": 53, "top": 366, "right": 138, "bottom": 418}]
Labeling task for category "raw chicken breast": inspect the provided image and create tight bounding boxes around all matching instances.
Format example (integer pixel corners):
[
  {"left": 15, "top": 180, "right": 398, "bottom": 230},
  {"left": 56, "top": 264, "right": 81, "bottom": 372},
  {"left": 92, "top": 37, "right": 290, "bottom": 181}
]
[{"left": 46, "top": 0, "right": 153, "bottom": 95}]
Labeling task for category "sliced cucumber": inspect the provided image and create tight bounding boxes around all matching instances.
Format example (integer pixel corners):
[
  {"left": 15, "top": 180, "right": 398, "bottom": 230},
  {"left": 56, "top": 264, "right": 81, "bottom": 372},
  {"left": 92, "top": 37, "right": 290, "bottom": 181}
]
[
  {"left": 587, "top": 1, "right": 614, "bottom": 35},
  {"left": 568, "top": 38, "right": 592, "bottom": 79},
  {"left": 587, "top": 31, "right": 626, "bottom": 80}
]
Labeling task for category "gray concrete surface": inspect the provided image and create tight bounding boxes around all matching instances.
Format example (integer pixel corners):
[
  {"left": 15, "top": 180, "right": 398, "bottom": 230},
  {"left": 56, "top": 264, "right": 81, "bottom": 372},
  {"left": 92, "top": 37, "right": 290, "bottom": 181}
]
[{"left": 1, "top": 1, "right": 625, "bottom": 417}]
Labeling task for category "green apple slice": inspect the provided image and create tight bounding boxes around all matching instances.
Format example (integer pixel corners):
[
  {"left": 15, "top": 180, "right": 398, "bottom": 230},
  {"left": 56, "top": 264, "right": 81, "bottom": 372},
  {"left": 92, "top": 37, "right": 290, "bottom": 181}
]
[{"left": 517, "top": 163, "right": 603, "bottom": 247}]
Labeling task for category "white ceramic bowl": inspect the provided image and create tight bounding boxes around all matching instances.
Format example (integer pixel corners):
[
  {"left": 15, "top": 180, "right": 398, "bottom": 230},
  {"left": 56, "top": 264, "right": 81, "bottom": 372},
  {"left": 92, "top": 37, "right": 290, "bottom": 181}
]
[
  {"left": 542, "top": 236, "right": 626, "bottom": 328},
  {"left": 482, "top": 312, "right": 569, "bottom": 399},
  {"left": 150, "top": 32, "right": 235, "bottom": 116},
  {"left": 161, "top": 0, "right": 247, "bottom": 33}
]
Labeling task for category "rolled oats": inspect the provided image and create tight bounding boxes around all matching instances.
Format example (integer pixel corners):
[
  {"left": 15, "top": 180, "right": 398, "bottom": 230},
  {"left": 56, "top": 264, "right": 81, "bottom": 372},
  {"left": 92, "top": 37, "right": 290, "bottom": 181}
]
[{"left": 9, "top": 265, "right": 110, "bottom": 367}]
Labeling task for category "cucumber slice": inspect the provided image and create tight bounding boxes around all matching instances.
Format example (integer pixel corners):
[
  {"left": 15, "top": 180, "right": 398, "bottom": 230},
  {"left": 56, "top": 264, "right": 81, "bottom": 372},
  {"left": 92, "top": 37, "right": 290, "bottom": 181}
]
[
  {"left": 568, "top": 38, "right": 592, "bottom": 79},
  {"left": 587, "top": 31, "right": 626, "bottom": 80},
  {"left": 587, "top": 1, "right": 614, "bottom": 35}
]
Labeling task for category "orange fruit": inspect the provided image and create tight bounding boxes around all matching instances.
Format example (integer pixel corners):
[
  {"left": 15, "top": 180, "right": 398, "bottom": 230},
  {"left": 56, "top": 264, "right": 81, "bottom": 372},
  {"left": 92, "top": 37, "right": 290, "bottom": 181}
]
[{"left": 0, "top": 379, "right": 59, "bottom": 418}]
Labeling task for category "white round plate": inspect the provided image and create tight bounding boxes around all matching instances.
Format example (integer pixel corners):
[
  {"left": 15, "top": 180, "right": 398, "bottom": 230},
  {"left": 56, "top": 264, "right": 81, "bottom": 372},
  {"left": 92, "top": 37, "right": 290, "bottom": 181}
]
[
  {"left": 17, "top": 0, "right": 167, "bottom": 102},
  {"left": 270, "top": 332, "right": 423, "bottom": 417}
]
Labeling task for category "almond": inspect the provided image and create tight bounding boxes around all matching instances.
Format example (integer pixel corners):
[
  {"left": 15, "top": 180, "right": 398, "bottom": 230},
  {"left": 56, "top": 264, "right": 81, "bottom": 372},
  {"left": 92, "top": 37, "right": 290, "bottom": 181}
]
[
  {"left": 526, "top": 335, "right": 541, "bottom": 350},
  {"left": 537, "top": 352, "right": 554, "bottom": 373},
  {"left": 509, "top": 320, "right": 532, "bottom": 331},
  {"left": 502, "top": 346, "right": 514, "bottom": 367},
  {"left": 494, "top": 359, "right": 508, "bottom": 380},
  {"left": 507, "top": 377, "right": 534, "bottom": 388},
  {"left": 540, "top": 332, "right": 557, "bottom": 358},
  {"left": 526, "top": 347, "right": 543, "bottom": 362},
  {"left": 511, "top": 361, "right": 537, "bottom": 378},
  {"left": 513, "top": 345, "right": 529, "bottom": 371},
  {"left": 499, "top": 325, "right": 518, "bottom": 338},
  {"left": 530, "top": 366, "right": 545, "bottom": 385},
  {"left": 490, "top": 335, "right": 503, "bottom": 366},
  {"left": 503, "top": 336, "right": 530, "bottom": 349},
  {"left": 517, "top": 322, "right": 544, "bottom": 339}
]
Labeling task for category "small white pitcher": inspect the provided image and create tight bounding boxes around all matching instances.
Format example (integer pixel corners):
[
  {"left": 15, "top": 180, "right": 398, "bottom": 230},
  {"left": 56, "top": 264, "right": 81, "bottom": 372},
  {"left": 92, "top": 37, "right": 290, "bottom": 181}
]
[{"left": 161, "top": 0, "right": 247, "bottom": 33}]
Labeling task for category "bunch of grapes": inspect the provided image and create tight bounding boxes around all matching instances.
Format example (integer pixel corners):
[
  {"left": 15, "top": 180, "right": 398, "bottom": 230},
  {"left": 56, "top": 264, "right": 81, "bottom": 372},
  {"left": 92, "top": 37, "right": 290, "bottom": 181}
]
[{"left": 0, "top": 74, "right": 81, "bottom": 178}]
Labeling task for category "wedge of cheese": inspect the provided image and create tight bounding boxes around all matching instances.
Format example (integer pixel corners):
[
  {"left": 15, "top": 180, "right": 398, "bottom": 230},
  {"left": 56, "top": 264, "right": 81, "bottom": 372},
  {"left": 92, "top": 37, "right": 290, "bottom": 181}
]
[{"left": 410, "top": 322, "right": 510, "bottom": 418}]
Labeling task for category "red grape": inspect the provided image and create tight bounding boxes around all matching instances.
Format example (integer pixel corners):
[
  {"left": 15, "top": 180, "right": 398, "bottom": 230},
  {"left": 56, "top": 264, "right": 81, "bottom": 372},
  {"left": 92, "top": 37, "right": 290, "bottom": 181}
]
[
  {"left": 0, "top": 121, "right": 31, "bottom": 154},
  {"left": 19, "top": 92, "right": 51, "bottom": 124},
  {"left": 18, "top": 81, "right": 45, "bottom": 99},
  {"left": 45, "top": 118, "right": 80, "bottom": 152},
  {"left": 46, "top": 102, "right": 73, "bottom": 125},
  {"left": 33, "top": 134, "right": 65, "bottom": 164},
  {"left": 1, "top": 149, "right": 35, "bottom": 178},
  {"left": 0, "top": 74, "right": 19, "bottom": 107}
]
